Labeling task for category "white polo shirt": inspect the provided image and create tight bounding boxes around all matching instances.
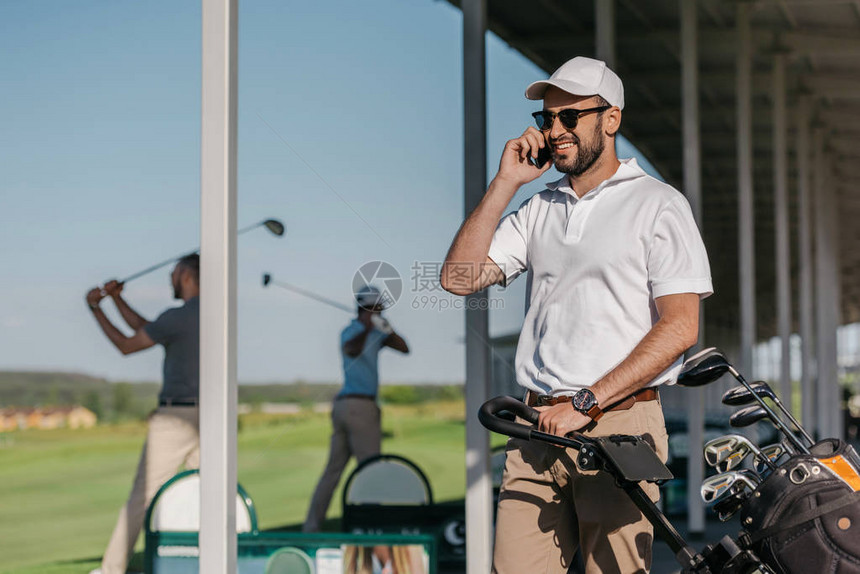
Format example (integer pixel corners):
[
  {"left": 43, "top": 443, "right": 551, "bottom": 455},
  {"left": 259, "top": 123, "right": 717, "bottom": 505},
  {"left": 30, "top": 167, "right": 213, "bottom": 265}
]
[{"left": 488, "top": 158, "right": 712, "bottom": 396}]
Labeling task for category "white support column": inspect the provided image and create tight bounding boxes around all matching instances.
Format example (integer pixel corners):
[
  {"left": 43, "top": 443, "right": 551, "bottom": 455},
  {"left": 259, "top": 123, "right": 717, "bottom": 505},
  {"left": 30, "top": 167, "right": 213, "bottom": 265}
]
[
  {"left": 814, "top": 128, "right": 840, "bottom": 440},
  {"left": 829, "top": 164, "right": 843, "bottom": 440},
  {"left": 199, "top": 0, "right": 238, "bottom": 572},
  {"left": 463, "top": 0, "right": 493, "bottom": 571},
  {"left": 680, "top": 0, "right": 705, "bottom": 537},
  {"left": 595, "top": 0, "right": 616, "bottom": 68},
  {"left": 797, "top": 96, "right": 815, "bottom": 432},
  {"left": 772, "top": 53, "right": 792, "bottom": 403},
  {"left": 736, "top": 3, "right": 756, "bottom": 379}
]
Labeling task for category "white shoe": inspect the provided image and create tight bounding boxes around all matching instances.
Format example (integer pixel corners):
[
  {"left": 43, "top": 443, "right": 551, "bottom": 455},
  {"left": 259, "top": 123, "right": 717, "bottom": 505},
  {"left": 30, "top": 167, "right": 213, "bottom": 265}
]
[{"left": 88, "top": 570, "right": 103, "bottom": 574}]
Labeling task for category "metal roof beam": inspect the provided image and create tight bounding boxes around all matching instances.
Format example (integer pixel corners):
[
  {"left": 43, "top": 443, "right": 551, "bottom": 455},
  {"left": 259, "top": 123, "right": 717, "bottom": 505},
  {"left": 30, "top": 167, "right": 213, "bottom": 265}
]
[
  {"left": 615, "top": 0, "right": 735, "bottom": 131},
  {"left": 644, "top": 129, "right": 780, "bottom": 149},
  {"left": 833, "top": 163, "right": 860, "bottom": 178},
  {"left": 624, "top": 69, "right": 860, "bottom": 101},
  {"left": 781, "top": 30, "right": 860, "bottom": 56},
  {"left": 801, "top": 75, "right": 860, "bottom": 100},
  {"left": 830, "top": 136, "right": 860, "bottom": 157},
  {"left": 535, "top": 0, "right": 587, "bottom": 33},
  {"left": 819, "top": 107, "right": 860, "bottom": 129},
  {"left": 520, "top": 28, "right": 860, "bottom": 58},
  {"left": 819, "top": 111, "right": 860, "bottom": 132}
]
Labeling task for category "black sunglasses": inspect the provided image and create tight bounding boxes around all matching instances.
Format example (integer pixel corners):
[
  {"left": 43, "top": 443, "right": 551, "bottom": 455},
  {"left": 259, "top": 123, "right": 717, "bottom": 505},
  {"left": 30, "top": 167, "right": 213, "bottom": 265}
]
[{"left": 532, "top": 105, "right": 611, "bottom": 131}]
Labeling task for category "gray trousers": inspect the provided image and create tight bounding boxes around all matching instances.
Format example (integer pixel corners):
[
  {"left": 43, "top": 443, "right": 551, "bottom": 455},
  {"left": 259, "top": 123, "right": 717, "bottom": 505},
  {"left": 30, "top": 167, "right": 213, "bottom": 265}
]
[{"left": 303, "top": 397, "right": 381, "bottom": 532}]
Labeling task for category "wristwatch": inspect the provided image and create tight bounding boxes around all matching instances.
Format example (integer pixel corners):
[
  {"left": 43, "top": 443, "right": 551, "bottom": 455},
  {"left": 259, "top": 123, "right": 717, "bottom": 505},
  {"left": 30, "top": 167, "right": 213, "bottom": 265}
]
[{"left": 572, "top": 388, "right": 604, "bottom": 422}]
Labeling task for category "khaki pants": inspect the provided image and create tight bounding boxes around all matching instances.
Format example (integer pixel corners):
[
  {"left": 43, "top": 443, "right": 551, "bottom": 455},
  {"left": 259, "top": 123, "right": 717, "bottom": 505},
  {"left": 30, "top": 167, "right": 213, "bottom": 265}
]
[
  {"left": 100, "top": 406, "right": 200, "bottom": 574},
  {"left": 303, "top": 397, "right": 381, "bottom": 532},
  {"left": 493, "top": 399, "right": 669, "bottom": 574}
]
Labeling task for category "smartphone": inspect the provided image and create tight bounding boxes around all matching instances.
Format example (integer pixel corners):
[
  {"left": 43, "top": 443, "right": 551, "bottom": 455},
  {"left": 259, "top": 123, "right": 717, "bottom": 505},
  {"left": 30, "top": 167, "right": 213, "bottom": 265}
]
[{"left": 531, "top": 145, "right": 552, "bottom": 169}]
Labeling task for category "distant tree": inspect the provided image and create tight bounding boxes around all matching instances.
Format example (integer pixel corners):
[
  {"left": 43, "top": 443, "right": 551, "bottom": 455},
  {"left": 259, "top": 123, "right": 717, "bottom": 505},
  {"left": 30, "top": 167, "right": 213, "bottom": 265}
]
[
  {"left": 84, "top": 390, "right": 103, "bottom": 420},
  {"left": 45, "top": 385, "right": 60, "bottom": 406},
  {"left": 113, "top": 383, "right": 134, "bottom": 418},
  {"left": 381, "top": 385, "right": 420, "bottom": 404}
]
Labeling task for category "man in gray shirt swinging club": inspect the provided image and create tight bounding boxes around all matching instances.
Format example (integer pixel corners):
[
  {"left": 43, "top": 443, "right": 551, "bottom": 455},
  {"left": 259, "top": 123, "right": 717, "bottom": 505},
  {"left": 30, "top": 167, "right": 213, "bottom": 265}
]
[{"left": 85, "top": 253, "right": 200, "bottom": 574}]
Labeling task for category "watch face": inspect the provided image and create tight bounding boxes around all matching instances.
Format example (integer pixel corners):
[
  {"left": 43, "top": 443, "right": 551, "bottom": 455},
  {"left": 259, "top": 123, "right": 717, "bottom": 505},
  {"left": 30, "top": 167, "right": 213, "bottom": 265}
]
[{"left": 573, "top": 390, "right": 595, "bottom": 411}]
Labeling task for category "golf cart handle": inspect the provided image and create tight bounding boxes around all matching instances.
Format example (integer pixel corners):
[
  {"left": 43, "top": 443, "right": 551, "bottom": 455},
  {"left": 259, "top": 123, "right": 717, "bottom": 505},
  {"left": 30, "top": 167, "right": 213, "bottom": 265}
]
[{"left": 478, "top": 395, "right": 540, "bottom": 441}]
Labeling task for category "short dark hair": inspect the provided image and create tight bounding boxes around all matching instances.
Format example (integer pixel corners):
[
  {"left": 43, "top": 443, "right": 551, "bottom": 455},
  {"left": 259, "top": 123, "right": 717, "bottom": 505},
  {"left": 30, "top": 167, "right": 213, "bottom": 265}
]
[{"left": 177, "top": 253, "right": 200, "bottom": 283}]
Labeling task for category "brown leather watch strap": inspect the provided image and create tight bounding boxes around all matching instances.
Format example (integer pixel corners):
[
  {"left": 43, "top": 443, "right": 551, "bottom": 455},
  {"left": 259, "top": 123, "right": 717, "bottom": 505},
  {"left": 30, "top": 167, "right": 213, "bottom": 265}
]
[
  {"left": 585, "top": 403, "right": 604, "bottom": 421},
  {"left": 525, "top": 388, "right": 658, "bottom": 412}
]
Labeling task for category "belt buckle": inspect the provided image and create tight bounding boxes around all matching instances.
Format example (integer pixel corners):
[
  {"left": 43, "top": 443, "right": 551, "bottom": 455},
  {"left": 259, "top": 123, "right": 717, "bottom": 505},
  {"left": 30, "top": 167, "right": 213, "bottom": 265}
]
[
  {"left": 523, "top": 391, "right": 537, "bottom": 407},
  {"left": 524, "top": 391, "right": 563, "bottom": 407}
]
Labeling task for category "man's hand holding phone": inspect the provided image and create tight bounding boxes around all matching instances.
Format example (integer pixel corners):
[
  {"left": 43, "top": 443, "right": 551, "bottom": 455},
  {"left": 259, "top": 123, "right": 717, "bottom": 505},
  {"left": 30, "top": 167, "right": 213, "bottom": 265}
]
[
  {"left": 532, "top": 144, "right": 553, "bottom": 169},
  {"left": 496, "top": 127, "right": 553, "bottom": 188}
]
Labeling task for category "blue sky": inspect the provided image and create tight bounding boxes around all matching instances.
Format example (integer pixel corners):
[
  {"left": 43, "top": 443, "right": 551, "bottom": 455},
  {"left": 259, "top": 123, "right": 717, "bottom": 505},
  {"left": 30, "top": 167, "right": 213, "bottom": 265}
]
[{"left": 1, "top": 0, "right": 659, "bottom": 384}]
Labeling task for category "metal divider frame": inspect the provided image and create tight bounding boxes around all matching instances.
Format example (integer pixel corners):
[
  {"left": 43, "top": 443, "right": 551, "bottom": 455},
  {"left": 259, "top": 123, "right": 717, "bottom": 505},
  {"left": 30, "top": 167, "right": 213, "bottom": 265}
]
[
  {"left": 143, "top": 469, "right": 258, "bottom": 573},
  {"left": 341, "top": 453, "right": 435, "bottom": 511},
  {"left": 147, "top": 530, "right": 437, "bottom": 573}
]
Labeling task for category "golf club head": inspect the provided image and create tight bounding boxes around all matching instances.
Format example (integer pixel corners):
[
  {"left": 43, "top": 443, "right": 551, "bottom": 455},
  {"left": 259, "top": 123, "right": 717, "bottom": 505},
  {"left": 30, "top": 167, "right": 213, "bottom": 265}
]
[
  {"left": 737, "top": 468, "right": 762, "bottom": 484},
  {"left": 676, "top": 347, "right": 731, "bottom": 388},
  {"left": 722, "top": 381, "right": 773, "bottom": 406},
  {"left": 263, "top": 219, "right": 285, "bottom": 236},
  {"left": 704, "top": 435, "right": 754, "bottom": 472},
  {"left": 754, "top": 443, "right": 787, "bottom": 473},
  {"left": 701, "top": 470, "right": 759, "bottom": 505},
  {"left": 701, "top": 473, "right": 735, "bottom": 504},
  {"left": 730, "top": 405, "right": 769, "bottom": 428},
  {"left": 712, "top": 487, "right": 750, "bottom": 521},
  {"left": 262, "top": 273, "right": 272, "bottom": 287}
]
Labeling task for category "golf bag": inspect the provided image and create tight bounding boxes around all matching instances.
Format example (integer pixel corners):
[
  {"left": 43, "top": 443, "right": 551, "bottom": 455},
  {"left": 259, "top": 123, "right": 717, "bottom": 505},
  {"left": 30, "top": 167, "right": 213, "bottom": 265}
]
[{"left": 738, "top": 438, "right": 860, "bottom": 574}]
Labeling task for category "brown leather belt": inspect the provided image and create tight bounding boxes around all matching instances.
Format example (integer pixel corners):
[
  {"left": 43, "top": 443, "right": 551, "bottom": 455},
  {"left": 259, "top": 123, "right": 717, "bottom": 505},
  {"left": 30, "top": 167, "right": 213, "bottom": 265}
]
[
  {"left": 525, "top": 387, "right": 659, "bottom": 412},
  {"left": 336, "top": 393, "right": 376, "bottom": 401}
]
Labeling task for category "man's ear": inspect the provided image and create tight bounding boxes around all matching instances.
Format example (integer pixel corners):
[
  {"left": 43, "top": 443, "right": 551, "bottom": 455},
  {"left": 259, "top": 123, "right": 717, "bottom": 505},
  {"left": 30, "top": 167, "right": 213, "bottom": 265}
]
[
  {"left": 181, "top": 269, "right": 194, "bottom": 288},
  {"left": 604, "top": 107, "right": 622, "bottom": 136}
]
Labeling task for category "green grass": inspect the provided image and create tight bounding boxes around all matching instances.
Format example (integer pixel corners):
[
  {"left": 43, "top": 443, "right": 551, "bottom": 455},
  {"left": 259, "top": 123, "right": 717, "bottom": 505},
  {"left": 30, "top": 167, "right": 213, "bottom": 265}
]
[{"left": 0, "top": 400, "right": 495, "bottom": 574}]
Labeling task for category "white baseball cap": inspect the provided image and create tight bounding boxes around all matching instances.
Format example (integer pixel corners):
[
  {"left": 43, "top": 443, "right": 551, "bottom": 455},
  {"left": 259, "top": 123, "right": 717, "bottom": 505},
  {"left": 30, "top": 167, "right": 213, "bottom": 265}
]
[
  {"left": 525, "top": 56, "right": 624, "bottom": 110},
  {"left": 355, "top": 285, "right": 386, "bottom": 309}
]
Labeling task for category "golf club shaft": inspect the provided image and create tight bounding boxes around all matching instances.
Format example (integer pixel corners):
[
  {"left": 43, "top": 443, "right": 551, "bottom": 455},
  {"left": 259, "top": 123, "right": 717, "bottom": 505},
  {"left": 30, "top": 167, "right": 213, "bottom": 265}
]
[
  {"left": 727, "top": 367, "right": 810, "bottom": 454},
  {"left": 767, "top": 393, "right": 815, "bottom": 446},
  {"left": 735, "top": 444, "right": 775, "bottom": 472},
  {"left": 745, "top": 443, "right": 776, "bottom": 471},
  {"left": 268, "top": 279, "right": 354, "bottom": 313},
  {"left": 755, "top": 444, "right": 787, "bottom": 473},
  {"left": 115, "top": 220, "right": 274, "bottom": 286},
  {"left": 725, "top": 383, "right": 816, "bottom": 447},
  {"left": 779, "top": 438, "right": 799, "bottom": 454},
  {"left": 119, "top": 253, "right": 190, "bottom": 284}
]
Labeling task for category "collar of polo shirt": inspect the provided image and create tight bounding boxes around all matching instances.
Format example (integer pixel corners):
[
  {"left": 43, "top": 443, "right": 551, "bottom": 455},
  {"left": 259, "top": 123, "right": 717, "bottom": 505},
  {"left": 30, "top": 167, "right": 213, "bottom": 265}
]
[{"left": 548, "top": 158, "right": 648, "bottom": 199}]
